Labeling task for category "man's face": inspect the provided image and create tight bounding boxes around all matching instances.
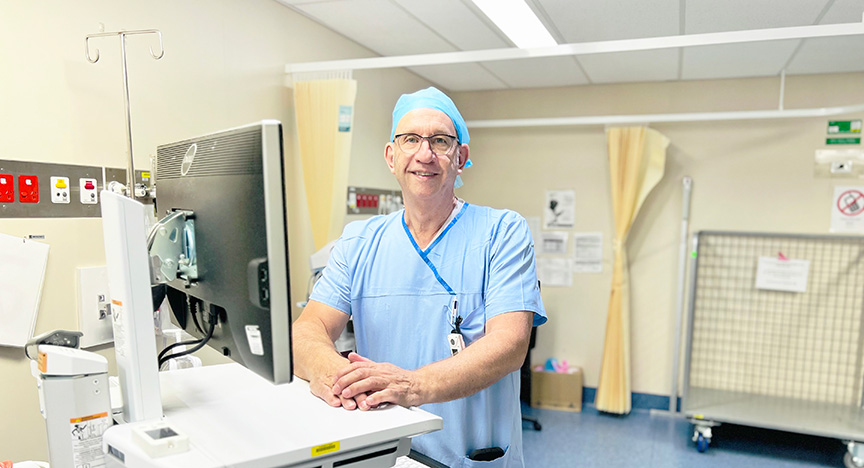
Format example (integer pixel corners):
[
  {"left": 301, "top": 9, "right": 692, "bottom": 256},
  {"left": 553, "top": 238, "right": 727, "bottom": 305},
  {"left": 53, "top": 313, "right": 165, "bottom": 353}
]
[{"left": 385, "top": 108, "right": 467, "bottom": 202}]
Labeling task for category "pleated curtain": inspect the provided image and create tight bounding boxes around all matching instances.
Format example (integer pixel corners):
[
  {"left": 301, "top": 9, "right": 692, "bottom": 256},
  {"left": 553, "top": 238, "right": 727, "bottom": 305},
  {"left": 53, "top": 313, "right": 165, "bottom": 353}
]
[
  {"left": 595, "top": 126, "right": 669, "bottom": 414},
  {"left": 293, "top": 79, "right": 358, "bottom": 250}
]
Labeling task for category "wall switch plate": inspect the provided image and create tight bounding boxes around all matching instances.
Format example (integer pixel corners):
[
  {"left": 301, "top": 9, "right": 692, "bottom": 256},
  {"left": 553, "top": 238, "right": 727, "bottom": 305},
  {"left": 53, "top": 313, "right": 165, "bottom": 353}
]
[
  {"left": 50, "top": 176, "right": 71, "bottom": 204},
  {"left": 80, "top": 178, "right": 98, "bottom": 205},
  {"left": 77, "top": 266, "right": 113, "bottom": 348}
]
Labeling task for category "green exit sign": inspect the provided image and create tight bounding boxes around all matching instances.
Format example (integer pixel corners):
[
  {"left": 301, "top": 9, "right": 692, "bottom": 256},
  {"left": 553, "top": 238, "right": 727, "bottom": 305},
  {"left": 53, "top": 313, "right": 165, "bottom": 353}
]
[
  {"left": 827, "top": 137, "right": 861, "bottom": 145},
  {"left": 828, "top": 120, "right": 862, "bottom": 135}
]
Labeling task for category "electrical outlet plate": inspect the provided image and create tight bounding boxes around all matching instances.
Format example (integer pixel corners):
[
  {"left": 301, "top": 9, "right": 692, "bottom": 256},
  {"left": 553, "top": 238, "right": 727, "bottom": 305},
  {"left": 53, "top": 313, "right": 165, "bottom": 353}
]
[
  {"left": 77, "top": 266, "right": 113, "bottom": 348},
  {"left": 18, "top": 174, "right": 39, "bottom": 203},
  {"left": 0, "top": 174, "right": 12, "bottom": 203},
  {"left": 50, "top": 176, "right": 71, "bottom": 204}
]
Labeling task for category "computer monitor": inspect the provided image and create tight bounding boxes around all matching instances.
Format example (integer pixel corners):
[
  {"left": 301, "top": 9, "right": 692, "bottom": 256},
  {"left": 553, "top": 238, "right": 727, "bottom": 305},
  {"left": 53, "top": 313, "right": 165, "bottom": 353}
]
[{"left": 154, "top": 120, "right": 292, "bottom": 384}]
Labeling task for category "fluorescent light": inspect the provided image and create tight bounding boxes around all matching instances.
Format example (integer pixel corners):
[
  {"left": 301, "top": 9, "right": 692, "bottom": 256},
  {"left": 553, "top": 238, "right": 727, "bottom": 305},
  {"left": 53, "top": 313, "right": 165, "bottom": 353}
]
[{"left": 471, "top": 0, "right": 557, "bottom": 48}]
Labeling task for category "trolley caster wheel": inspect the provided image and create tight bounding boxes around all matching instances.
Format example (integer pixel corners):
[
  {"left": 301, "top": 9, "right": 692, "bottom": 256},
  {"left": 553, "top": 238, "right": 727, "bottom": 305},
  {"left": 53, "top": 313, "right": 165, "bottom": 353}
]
[
  {"left": 696, "top": 434, "right": 709, "bottom": 453},
  {"left": 845, "top": 452, "right": 864, "bottom": 468},
  {"left": 532, "top": 421, "right": 542, "bottom": 431}
]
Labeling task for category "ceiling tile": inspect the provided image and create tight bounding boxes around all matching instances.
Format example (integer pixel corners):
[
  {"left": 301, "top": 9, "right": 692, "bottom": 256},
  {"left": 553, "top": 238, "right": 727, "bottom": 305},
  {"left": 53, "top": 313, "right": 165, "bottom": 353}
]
[
  {"left": 786, "top": 37, "right": 864, "bottom": 75},
  {"left": 818, "top": 0, "right": 864, "bottom": 24},
  {"left": 535, "top": 0, "right": 679, "bottom": 43},
  {"left": 578, "top": 49, "right": 679, "bottom": 84},
  {"left": 392, "top": 0, "right": 509, "bottom": 50},
  {"left": 482, "top": 57, "right": 589, "bottom": 88},
  {"left": 275, "top": 0, "right": 336, "bottom": 5},
  {"left": 681, "top": 40, "right": 800, "bottom": 80},
  {"left": 684, "top": 0, "right": 830, "bottom": 33},
  {"left": 407, "top": 63, "right": 508, "bottom": 92},
  {"left": 296, "top": 0, "right": 457, "bottom": 56}
]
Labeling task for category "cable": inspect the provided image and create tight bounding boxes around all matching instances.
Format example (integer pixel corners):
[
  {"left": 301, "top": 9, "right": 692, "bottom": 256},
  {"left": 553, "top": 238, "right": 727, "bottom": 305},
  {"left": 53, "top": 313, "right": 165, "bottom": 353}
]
[
  {"left": 158, "top": 317, "right": 215, "bottom": 369},
  {"left": 158, "top": 303, "right": 218, "bottom": 369}
]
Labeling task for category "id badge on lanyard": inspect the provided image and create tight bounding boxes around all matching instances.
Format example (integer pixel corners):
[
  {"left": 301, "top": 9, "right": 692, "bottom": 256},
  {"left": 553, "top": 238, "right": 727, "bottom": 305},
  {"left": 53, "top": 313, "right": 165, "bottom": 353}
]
[{"left": 402, "top": 203, "right": 469, "bottom": 355}]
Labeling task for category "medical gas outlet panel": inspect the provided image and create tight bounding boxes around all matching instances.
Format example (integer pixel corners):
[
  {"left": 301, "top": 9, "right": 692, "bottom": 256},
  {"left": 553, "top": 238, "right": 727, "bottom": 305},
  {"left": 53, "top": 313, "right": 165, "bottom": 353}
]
[
  {"left": 347, "top": 186, "right": 403, "bottom": 216},
  {"left": 0, "top": 159, "right": 152, "bottom": 218}
]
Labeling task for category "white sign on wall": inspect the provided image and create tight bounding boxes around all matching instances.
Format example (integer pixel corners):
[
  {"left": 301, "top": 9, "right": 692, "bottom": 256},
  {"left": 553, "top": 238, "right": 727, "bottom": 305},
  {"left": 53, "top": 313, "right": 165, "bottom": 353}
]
[
  {"left": 544, "top": 190, "right": 575, "bottom": 229},
  {"left": 572, "top": 232, "right": 603, "bottom": 273},
  {"left": 830, "top": 186, "right": 864, "bottom": 233},
  {"left": 539, "top": 232, "right": 568, "bottom": 254},
  {"left": 755, "top": 257, "right": 810, "bottom": 293}
]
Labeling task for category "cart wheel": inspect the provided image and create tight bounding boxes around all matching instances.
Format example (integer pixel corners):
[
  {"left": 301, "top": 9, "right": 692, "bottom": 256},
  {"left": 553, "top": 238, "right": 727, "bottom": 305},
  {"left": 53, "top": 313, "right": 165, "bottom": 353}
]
[
  {"left": 696, "top": 434, "right": 709, "bottom": 453},
  {"left": 845, "top": 452, "right": 864, "bottom": 468},
  {"left": 533, "top": 421, "right": 542, "bottom": 431}
]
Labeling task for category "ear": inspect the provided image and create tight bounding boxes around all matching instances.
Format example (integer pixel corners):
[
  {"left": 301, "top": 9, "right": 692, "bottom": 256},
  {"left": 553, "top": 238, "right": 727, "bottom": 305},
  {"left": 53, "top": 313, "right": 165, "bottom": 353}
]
[
  {"left": 384, "top": 142, "right": 397, "bottom": 174},
  {"left": 455, "top": 144, "right": 469, "bottom": 173}
]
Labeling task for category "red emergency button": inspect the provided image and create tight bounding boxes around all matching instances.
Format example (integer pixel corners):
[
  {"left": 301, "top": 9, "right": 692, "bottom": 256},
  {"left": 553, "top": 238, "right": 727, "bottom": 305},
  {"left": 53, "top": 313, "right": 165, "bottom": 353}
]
[{"left": 84, "top": 180, "right": 95, "bottom": 190}]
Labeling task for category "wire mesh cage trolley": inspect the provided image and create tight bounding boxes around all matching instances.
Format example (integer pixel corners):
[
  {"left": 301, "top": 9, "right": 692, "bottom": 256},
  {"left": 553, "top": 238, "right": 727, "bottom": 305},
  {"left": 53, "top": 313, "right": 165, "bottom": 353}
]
[{"left": 682, "top": 231, "right": 864, "bottom": 465}]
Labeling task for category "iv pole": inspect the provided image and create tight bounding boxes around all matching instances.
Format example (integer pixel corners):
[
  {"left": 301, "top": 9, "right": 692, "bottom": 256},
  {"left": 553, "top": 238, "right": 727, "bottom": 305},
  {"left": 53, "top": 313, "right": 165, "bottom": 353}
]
[{"left": 85, "top": 29, "right": 164, "bottom": 199}]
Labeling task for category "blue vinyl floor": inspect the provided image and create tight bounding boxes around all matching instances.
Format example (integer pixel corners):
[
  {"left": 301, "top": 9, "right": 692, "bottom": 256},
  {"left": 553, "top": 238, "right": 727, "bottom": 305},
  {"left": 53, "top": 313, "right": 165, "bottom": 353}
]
[{"left": 521, "top": 404, "right": 848, "bottom": 467}]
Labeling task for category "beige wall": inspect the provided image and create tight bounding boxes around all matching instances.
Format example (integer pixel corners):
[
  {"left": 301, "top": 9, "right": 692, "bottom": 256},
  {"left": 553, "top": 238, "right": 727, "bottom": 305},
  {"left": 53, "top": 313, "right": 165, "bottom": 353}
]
[
  {"left": 454, "top": 73, "right": 864, "bottom": 397},
  {"left": 0, "top": 0, "right": 429, "bottom": 462}
]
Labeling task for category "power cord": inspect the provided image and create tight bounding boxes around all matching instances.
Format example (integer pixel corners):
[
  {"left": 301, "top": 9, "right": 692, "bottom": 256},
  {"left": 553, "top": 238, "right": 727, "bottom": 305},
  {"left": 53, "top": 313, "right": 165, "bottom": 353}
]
[{"left": 158, "top": 304, "right": 217, "bottom": 369}]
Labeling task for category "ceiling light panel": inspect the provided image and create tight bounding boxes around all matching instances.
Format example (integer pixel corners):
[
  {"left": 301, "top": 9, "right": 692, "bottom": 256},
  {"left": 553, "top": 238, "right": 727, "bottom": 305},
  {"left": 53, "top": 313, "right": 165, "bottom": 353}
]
[
  {"left": 470, "top": 0, "right": 557, "bottom": 48},
  {"left": 296, "top": 0, "right": 456, "bottom": 55},
  {"left": 536, "top": 0, "right": 679, "bottom": 43}
]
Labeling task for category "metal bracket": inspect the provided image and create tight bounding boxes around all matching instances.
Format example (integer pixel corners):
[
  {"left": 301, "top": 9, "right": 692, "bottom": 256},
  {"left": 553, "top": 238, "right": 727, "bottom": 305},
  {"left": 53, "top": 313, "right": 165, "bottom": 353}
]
[{"left": 148, "top": 210, "right": 197, "bottom": 286}]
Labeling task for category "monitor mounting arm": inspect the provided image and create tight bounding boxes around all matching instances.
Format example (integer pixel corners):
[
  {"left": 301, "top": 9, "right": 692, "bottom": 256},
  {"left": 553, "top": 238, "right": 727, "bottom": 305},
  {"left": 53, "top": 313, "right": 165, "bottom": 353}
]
[{"left": 148, "top": 210, "right": 198, "bottom": 287}]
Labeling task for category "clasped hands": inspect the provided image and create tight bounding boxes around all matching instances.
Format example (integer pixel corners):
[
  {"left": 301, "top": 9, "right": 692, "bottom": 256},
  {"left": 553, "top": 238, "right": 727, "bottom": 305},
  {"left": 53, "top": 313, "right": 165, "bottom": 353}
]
[{"left": 312, "top": 352, "right": 421, "bottom": 411}]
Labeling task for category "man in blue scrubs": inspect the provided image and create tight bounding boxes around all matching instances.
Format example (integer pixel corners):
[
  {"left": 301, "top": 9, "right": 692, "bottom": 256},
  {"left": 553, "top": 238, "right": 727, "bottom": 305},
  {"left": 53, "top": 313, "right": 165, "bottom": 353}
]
[{"left": 293, "top": 87, "right": 546, "bottom": 468}]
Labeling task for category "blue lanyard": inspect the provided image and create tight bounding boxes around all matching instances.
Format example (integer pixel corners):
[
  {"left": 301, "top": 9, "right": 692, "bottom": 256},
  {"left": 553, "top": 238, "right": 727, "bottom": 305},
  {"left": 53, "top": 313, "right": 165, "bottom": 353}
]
[{"left": 402, "top": 202, "right": 469, "bottom": 296}]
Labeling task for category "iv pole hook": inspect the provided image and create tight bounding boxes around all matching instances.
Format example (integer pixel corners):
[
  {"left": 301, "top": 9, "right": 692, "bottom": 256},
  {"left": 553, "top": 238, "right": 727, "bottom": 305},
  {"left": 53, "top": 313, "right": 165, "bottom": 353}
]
[{"left": 84, "top": 29, "right": 164, "bottom": 199}]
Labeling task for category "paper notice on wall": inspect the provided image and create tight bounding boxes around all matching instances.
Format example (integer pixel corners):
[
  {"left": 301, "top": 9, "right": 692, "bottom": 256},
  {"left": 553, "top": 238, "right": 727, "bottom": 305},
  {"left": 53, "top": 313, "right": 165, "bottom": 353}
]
[
  {"left": 544, "top": 190, "right": 575, "bottom": 228},
  {"left": 539, "top": 232, "right": 568, "bottom": 254},
  {"left": 572, "top": 232, "right": 603, "bottom": 273},
  {"left": 830, "top": 186, "right": 864, "bottom": 233},
  {"left": 536, "top": 258, "right": 572, "bottom": 287},
  {"left": 755, "top": 257, "right": 810, "bottom": 293},
  {"left": 0, "top": 233, "right": 50, "bottom": 347}
]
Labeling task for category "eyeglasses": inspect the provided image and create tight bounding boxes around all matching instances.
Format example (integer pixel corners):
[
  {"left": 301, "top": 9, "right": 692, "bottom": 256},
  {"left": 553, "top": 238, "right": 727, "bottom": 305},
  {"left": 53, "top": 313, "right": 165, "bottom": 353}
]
[{"left": 393, "top": 133, "right": 458, "bottom": 156}]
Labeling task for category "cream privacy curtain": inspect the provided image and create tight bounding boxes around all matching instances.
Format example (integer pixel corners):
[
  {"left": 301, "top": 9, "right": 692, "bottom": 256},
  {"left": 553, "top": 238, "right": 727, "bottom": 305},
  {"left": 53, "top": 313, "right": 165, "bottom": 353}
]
[
  {"left": 595, "top": 127, "right": 669, "bottom": 414},
  {"left": 293, "top": 79, "right": 358, "bottom": 250}
]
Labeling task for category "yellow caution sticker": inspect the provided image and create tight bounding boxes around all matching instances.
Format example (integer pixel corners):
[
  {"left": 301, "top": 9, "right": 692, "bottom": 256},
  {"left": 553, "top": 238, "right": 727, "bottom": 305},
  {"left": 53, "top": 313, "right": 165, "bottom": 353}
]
[
  {"left": 141, "top": 172, "right": 151, "bottom": 179},
  {"left": 70, "top": 412, "right": 109, "bottom": 423},
  {"left": 38, "top": 351, "right": 47, "bottom": 373},
  {"left": 312, "top": 441, "right": 340, "bottom": 457},
  {"left": 694, "top": 414, "right": 704, "bottom": 419}
]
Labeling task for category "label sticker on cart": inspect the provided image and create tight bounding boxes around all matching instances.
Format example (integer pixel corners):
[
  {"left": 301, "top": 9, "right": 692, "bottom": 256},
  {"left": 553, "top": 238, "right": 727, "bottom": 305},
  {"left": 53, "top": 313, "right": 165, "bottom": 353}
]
[
  {"left": 70, "top": 412, "right": 111, "bottom": 468},
  {"left": 245, "top": 325, "right": 264, "bottom": 356},
  {"left": 312, "top": 441, "right": 340, "bottom": 457}
]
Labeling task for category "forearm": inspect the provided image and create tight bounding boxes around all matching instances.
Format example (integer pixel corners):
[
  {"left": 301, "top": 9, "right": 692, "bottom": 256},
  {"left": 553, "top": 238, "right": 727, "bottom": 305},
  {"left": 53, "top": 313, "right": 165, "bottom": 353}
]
[
  {"left": 292, "top": 314, "right": 347, "bottom": 383},
  {"left": 413, "top": 322, "right": 529, "bottom": 405}
]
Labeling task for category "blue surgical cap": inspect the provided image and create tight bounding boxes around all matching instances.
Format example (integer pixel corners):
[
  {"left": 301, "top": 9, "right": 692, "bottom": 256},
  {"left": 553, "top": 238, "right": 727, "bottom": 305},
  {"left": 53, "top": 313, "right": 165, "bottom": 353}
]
[{"left": 390, "top": 87, "right": 470, "bottom": 144}]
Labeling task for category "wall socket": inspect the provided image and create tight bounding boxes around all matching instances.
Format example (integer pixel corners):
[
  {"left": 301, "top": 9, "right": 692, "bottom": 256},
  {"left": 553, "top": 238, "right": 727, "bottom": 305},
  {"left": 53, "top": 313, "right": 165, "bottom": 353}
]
[{"left": 76, "top": 266, "right": 113, "bottom": 348}]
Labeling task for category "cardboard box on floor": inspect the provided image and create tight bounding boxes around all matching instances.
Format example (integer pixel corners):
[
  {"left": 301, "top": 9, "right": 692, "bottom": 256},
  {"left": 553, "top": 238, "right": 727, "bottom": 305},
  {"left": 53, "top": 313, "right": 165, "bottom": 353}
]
[{"left": 531, "top": 367, "right": 583, "bottom": 412}]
